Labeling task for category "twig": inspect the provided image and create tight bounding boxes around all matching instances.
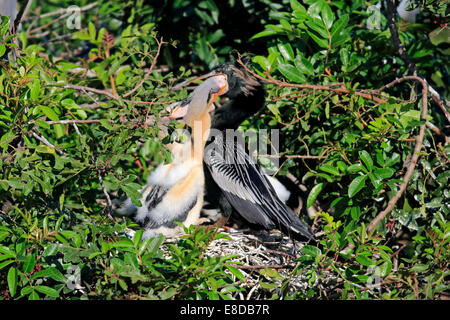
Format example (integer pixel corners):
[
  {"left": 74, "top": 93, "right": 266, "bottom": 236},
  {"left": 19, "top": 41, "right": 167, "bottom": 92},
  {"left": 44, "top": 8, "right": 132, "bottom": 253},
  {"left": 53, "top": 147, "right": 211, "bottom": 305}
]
[
  {"left": 426, "top": 121, "right": 450, "bottom": 144},
  {"left": 42, "top": 119, "right": 104, "bottom": 125},
  {"left": 13, "top": 0, "right": 31, "bottom": 33},
  {"left": 97, "top": 171, "right": 115, "bottom": 221},
  {"left": 23, "top": 2, "right": 98, "bottom": 21},
  {"left": 30, "top": 130, "right": 68, "bottom": 156},
  {"left": 386, "top": 0, "right": 418, "bottom": 75},
  {"left": 30, "top": 117, "right": 157, "bottom": 126},
  {"left": 60, "top": 84, "right": 118, "bottom": 100},
  {"left": 172, "top": 71, "right": 215, "bottom": 91},
  {"left": 386, "top": 0, "right": 450, "bottom": 123},
  {"left": 230, "top": 264, "right": 295, "bottom": 270},
  {"left": 123, "top": 37, "right": 165, "bottom": 98},
  {"left": 258, "top": 154, "right": 325, "bottom": 160},
  {"left": 430, "top": 90, "right": 450, "bottom": 124},
  {"left": 343, "top": 76, "right": 428, "bottom": 253},
  {"left": 236, "top": 56, "right": 387, "bottom": 104},
  {"left": 28, "top": 10, "right": 72, "bottom": 35}
]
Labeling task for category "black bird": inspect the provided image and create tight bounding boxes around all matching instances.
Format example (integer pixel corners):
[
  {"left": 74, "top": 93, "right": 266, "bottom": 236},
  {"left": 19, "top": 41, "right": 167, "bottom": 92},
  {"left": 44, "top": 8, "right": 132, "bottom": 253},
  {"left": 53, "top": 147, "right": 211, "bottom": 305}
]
[{"left": 203, "top": 59, "right": 315, "bottom": 241}]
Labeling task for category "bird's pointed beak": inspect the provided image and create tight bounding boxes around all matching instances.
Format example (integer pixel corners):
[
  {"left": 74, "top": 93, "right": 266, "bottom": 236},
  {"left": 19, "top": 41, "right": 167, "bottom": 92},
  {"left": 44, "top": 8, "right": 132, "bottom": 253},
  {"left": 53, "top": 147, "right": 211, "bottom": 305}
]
[
  {"left": 207, "top": 83, "right": 228, "bottom": 109},
  {"left": 168, "top": 74, "right": 228, "bottom": 120},
  {"left": 166, "top": 97, "right": 191, "bottom": 120},
  {"left": 167, "top": 99, "right": 217, "bottom": 120},
  {"left": 168, "top": 105, "right": 189, "bottom": 120}
]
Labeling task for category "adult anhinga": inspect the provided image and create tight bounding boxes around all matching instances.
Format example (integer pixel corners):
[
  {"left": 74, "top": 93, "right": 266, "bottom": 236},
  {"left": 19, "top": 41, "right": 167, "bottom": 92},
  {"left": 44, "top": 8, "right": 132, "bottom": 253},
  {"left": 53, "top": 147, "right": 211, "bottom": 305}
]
[
  {"left": 115, "top": 75, "right": 229, "bottom": 238},
  {"left": 204, "top": 60, "right": 315, "bottom": 241}
]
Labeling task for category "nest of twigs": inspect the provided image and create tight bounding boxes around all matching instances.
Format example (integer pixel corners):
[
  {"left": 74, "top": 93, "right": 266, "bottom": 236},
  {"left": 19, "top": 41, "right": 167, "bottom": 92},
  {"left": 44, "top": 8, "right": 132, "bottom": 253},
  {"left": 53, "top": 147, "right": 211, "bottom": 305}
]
[{"left": 202, "top": 227, "right": 311, "bottom": 299}]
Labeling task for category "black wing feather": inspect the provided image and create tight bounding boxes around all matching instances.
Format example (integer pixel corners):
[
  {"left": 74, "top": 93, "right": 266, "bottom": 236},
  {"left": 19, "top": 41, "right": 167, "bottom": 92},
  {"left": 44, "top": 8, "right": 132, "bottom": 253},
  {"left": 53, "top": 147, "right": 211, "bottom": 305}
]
[{"left": 205, "top": 134, "right": 314, "bottom": 240}]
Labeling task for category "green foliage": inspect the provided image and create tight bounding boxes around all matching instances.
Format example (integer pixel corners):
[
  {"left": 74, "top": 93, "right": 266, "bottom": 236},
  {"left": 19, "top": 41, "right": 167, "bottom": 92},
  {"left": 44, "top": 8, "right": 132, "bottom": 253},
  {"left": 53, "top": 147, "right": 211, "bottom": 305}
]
[
  {"left": 1, "top": 0, "right": 449, "bottom": 300},
  {"left": 0, "top": 205, "right": 242, "bottom": 299}
]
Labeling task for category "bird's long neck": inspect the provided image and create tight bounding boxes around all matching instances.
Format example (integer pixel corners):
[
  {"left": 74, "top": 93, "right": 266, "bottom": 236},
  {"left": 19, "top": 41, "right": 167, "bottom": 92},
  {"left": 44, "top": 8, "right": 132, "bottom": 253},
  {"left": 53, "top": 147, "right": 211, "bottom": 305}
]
[{"left": 189, "top": 113, "right": 211, "bottom": 162}]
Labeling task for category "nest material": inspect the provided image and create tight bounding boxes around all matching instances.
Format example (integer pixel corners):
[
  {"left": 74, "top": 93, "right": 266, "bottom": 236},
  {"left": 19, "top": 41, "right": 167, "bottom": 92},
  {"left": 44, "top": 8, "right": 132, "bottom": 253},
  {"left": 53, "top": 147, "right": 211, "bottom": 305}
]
[{"left": 203, "top": 227, "right": 312, "bottom": 299}]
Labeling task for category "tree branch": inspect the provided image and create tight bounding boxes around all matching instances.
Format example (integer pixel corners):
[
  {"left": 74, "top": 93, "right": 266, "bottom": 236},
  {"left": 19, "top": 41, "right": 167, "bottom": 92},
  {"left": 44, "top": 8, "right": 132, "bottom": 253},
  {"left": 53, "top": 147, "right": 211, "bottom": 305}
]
[
  {"left": 30, "top": 130, "right": 68, "bottom": 156},
  {"left": 123, "top": 37, "right": 165, "bottom": 98},
  {"left": 343, "top": 76, "right": 429, "bottom": 254},
  {"left": 236, "top": 56, "right": 388, "bottom": 104},
  {"left": 23, "top": 2, "right": 98, "bottom": 21},
  {"left": 366, "top": 77, "right": 428, "bottom": 234},
  {"left": 386, "top": 0, "right": 450, "bottom": 123}
]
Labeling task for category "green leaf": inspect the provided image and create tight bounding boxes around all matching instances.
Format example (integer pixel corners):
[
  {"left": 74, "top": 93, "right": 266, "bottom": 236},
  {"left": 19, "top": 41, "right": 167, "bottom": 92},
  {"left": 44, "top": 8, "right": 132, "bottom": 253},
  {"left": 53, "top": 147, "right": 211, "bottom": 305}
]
[
  {"left": 133, "top": 229, "right": 143, "bottom": 247},
  {"left": 7, "top": 266, "right": 17, "bottom": 297},
  {"left": 321, "top": 3, "right": 335, "bottom": 29},
  {"left": 356, "top": 253, "right": 375, "bottom": 267},
  {"left": 23, "top": 254, "right": 35, "bottom": 274},
  {"left": 331, "top": 14, "right": 349, "bottom": 38},
  {"left": 61, "top": 98, "right": 78, "bottom": 109},
  {"left": 277, "top": 64, "right": 306, "bottom": 83},
  {"left": 379, "top": 261, "right": 392, "bottom": 278},
  {"left": 34, "top": 285, "right": 60, "bottom": 298},
  {"left": 253, "top": 55, "right": 271, "bottom": 72},
  {"left": 305, "top": 18, "right": 328, "bottom": 38},
  {"left": 88, "top": 22, "right": 96, "bottom": 42},
  {"left": 30, "top": 79, "right": 40, "bottom": 101},
  {"left": 306, "top": 30, "right": 329, "bottom": 48},
  {"left": 277, "top": 43, "right": 294, "bottom": 61},
  {"left": 374, "top": 168, "right": 395, "bottom": 179},
  {"left": 279, "top": 19, "right": 292, "bottom": 31},
  {"left": 0, "top": 245, "right": 16, "bottom": 258},
  {"left": 350, "top": 206, "right": 361, "bottom": 220},
  {"left": 319, "top": 164, "right": 340, "bottom": 176},
  {"left": 29, "top": 290, "right": 40, "bottom": 300},
  {"left": 385, "top": 153, "right": 401, "bottom": 167},
  {"left": 301, "top": 245, "right": 321, "bottom": 258},
  {"left": 306, "top": 183, "right": 323, "bottom": 209},
  {"left": 31, "top": 267, "right": 66, "bottom": 283},
  {"left": 251, "top": 29, "right": 281, "bottom": 40},
  {"left": 110, "top": 237, "right": 134, "bottom": 248},
  {"left": 294, "top": 56, "right": 315, "bottom": 76},
  {"left": 359, "top": 150, "right": 374, "bottom": 171},
  {"left": 39, "top": 106, "right": 59, "bottom": 121},
  {"left": 290, "top": 0, "right": 303, "bottom": 11},
  {"left": 0, "top": 259, "right": 14, "bottom": 271},
  {"left": 409, "top": 264, "right": 429, "bottom": 273},
  {"left": 35, "top": 145, "right": 55, "bottom": 154},
  {"left": 347, "top": 163, "right": 364, "bottom": 173},
  {"left": 348, "top": 175, "right": 367, "bottom": 198},
  {"left": 226, "top": 265, "right": 245, "bottom": 282}
]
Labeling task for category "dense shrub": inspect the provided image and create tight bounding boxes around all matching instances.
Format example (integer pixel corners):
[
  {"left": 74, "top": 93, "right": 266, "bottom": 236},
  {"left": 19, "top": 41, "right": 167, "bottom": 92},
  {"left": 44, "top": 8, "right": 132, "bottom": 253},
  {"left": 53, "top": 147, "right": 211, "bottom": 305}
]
[{"left": 0, "top": 0, "right": 448, "bottom": 299}]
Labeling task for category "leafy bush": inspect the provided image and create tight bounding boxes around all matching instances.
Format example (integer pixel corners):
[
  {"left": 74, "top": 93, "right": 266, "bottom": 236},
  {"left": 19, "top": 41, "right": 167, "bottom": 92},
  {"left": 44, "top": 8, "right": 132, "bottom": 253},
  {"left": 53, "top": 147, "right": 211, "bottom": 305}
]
[{"left": 1, "top": 0, "right": 449, "bottom": 300}]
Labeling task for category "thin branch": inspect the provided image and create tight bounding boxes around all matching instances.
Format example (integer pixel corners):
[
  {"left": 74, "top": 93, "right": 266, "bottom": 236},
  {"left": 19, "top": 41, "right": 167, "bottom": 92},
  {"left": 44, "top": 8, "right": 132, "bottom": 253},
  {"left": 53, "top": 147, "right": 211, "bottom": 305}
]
[
  {"left": 12, "top": 0, "right": 30, "bottom": 33},
  {"left": 30, "top": 117, "right": 158, "bottom": 126},
  {"left": 171, "top": 71, "right": 215, "bottom": 91},
  {"left": 30, "top": 130, "right": 68, "bottom": 156},
  {"left": 386, "top": 0, "right": 450, "bottom": 123},
  {"left": 236, "top": 56, "right": 387, "bottom": 104},
  {"left": 258, "top": 154, "right": 325, "bottom": 160},
  {"left": 60, "top": 84, "right": 118, "bottom": 100},
  {"left": 123, "top": 37, "right": 165, "bottom": 98},
  {"left": 23, "top": 2, "right": 98, "bottom": 21},
  {"left": 229, "top": 264, "right": 295, "bottom": 270},
  {"left": 97, "top": 171, "right": 115, "bottom": 221},
  {"left": 343, "top": 76, "right": 429, "bottom": 254},
  {"left": 426, "top": 121, "right": 450, "bottom": 144},
  {"left": 386, "top": 0, "right": 418, "bottom": 75}
]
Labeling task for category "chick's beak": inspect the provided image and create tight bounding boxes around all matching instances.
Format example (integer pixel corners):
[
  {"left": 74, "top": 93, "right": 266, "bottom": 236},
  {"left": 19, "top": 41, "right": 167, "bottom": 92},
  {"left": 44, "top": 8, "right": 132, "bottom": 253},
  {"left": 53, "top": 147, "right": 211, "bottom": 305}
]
[{"left": 168, "top": 105, "right": 188, "bottom": 120}]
